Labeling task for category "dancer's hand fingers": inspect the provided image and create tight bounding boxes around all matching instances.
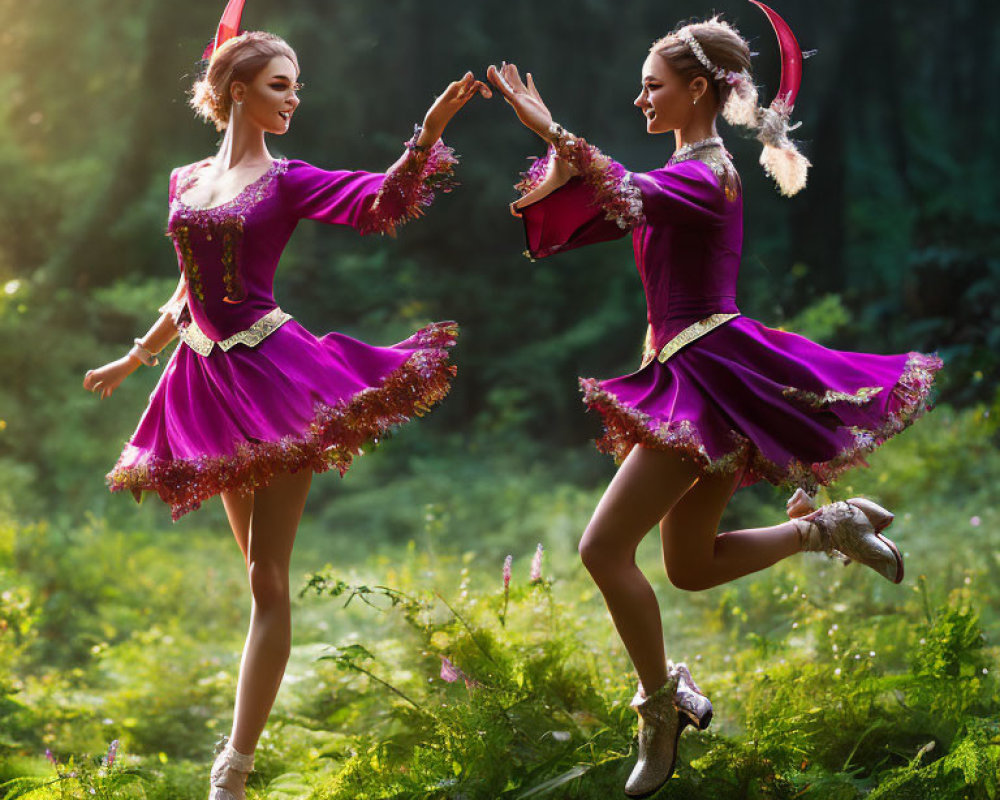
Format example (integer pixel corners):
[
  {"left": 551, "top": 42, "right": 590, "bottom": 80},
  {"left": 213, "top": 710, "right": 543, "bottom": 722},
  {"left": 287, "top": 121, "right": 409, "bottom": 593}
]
[
  {"left": 487, "top": 64, "right": 515, "bottom": 100},
  {"left": 502, "top": 62, "right": 529, "bottom": 95},
  {"left": 526, "top": 72, "right": 542, "bottom": 102}
]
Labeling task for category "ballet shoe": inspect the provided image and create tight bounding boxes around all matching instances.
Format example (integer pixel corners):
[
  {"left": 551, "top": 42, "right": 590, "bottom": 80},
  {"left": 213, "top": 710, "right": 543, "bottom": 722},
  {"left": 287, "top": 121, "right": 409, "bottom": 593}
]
[
  {"left": 794, "top": 498, "right": 903, "bottom": 583},
  {"left": 208, "top": 736, "right": 254, "bottom": 800},
  {"left": 625, "top": 672, "right": 681, "bottom": 798}
]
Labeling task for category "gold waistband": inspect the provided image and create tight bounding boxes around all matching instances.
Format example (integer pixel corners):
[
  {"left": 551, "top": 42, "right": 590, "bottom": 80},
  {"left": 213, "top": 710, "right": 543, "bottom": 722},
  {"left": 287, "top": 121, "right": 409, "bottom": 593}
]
[
  {"left": 179, "top": 306, "right": 292, "bottom": 357},
  {"left": 640, "top": 313, "right": 739, "bottom": 368}
]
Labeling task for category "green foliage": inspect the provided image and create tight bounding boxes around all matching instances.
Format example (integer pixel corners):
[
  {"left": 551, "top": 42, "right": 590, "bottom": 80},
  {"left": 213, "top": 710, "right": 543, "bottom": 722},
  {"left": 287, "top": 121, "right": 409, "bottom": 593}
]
[{"left": 0, "top": 1, "right": 998, "bottom": 797}]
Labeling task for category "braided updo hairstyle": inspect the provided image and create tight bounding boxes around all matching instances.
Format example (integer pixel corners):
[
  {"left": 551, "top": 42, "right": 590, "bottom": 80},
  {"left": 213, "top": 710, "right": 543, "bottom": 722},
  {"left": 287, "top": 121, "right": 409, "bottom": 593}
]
[
  {"left": 190, "top": 32, "right": 299, "bottom": 132},
  {"left": 652, "top": 17, "right": 810, "bottom": 196}
]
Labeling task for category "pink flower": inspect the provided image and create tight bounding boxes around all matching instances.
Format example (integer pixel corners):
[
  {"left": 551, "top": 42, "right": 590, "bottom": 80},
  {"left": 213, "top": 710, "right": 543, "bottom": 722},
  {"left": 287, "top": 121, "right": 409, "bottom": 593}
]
[
  {"left": 45, "top": 749, "right": 57, "bottom": 768},
  {"left": 503, "top": 555, "right": 512, "bottom": 589},
  {"left": 970, "top": 516, "right": 982, "bottom": 527},
  {"left": 104, "top": 739, "right": 119, "bottom": 769},
  {"left": 529, "top": 544, "right": 544, "bottom": 583},
  {"left": 440, "top": 656, "right": 462, "bottom": 683}
]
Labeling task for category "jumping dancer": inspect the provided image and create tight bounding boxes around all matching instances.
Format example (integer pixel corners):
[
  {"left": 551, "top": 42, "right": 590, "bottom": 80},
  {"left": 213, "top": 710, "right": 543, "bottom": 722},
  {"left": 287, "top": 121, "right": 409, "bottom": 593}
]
[{"left": 487, "top": 4, "right": 940, "bottom": 795}]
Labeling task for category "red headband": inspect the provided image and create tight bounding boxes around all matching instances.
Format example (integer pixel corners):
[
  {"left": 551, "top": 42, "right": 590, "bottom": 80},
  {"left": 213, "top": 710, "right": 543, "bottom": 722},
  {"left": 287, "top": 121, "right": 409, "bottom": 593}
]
[
  {"left": 749, "top": 0, "right": 803, "bottom": 110},
  {"left": 202, "top": 0, "right": 248, "bottom": 63}
]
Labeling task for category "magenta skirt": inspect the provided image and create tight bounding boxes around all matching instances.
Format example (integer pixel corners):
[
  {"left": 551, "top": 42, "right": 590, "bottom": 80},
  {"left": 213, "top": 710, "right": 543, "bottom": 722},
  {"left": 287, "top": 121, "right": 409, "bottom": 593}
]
[
  {"left": 108, "top": 320, "right": 457, "bottom": 520},
  {"left": 580, "top": 316, "right": 941, "bottom": 489}
]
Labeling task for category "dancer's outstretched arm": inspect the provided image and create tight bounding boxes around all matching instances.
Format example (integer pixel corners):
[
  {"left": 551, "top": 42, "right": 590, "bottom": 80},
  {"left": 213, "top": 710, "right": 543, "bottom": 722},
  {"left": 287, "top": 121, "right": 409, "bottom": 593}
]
[
  {"left": 416, "top": 71, "right": 492, "bottom": 148},
  {"left": 486, "top": 62, "right": 576, "bottom": 209}
]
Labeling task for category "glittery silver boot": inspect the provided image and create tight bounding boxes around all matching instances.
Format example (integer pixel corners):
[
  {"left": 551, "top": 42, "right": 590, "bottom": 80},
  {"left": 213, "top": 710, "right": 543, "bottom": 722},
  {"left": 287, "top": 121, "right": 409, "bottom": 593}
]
[
  {"left": 794, "top": 498, "right": 902, "bottom": 583},
  {"left": 208, "top": 736, "right": 254, "bottom": 800},
  {"left": 624, "top": 671, "right": 681, "bottom": 798}
]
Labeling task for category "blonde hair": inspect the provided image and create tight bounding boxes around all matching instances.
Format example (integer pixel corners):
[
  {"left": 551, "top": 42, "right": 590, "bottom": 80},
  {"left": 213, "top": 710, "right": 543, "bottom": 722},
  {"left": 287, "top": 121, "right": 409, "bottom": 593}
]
[
  {"left": 652, "top": 17, "right": 810, "bottom": 196},
  {"left": 190, "top": 31, "right": 299, "bottom": 131}
]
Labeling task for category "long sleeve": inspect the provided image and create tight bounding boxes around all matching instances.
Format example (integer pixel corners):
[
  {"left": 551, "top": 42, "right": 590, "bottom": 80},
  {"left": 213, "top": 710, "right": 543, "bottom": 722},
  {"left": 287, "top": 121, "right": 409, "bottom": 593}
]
[
  {"left": 515, "top": 136, "right": 642, "bottom": 259},
  {"left": 281, "top": 133, "right": 458, "bottom": 236},
  {"left": 516, "top": 137, "right": 729, "bottom": 258}
]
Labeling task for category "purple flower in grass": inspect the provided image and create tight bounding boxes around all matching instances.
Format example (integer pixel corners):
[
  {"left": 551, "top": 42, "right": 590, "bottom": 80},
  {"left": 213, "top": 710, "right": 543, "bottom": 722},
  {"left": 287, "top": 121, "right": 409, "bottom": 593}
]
[
  {"left": 440, "top": 656, "right": 462, "bottom": 683},
  {"left": 529, "top": 544, "right": 544, "bottom": 583},
  {"left": 104, "top": 739, "right": 119, "bottom": 769},
  {"left": 439, "top": 655, "right": 481, "bottom": 690},
  {"left": 503, "top": 555, "right": 512, "bottom": 589},
  {"left": 45, "top": 748, "right": 57, "bottom": 768}
]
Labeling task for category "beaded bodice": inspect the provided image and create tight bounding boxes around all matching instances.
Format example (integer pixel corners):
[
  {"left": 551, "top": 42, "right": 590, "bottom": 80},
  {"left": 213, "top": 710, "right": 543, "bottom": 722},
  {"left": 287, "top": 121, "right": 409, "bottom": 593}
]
[
  {"left": 169, "top": 159, "right": 290, "bottom": 308},
  {"left": 161, "top": 134, "right": 458, "bottom": 347},
  {"left": 667, "top": 138, "right": 739, "bottom": 202}
]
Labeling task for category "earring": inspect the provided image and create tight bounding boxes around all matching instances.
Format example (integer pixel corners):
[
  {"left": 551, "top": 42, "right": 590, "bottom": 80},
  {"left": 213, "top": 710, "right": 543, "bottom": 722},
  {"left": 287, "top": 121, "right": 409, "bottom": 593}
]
[{"left": 693, "top": 97, "right": 699, "bottom": 106}]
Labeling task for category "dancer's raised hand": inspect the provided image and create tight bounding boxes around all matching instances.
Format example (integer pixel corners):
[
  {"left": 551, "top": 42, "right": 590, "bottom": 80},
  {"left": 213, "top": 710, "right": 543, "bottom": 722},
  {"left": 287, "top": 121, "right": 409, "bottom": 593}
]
[
  {"left": 419, "top": 71, "right": 491, "bottom": 146},
  {"left": 487, "top": 62, "right": 553, "bottom": 141}
]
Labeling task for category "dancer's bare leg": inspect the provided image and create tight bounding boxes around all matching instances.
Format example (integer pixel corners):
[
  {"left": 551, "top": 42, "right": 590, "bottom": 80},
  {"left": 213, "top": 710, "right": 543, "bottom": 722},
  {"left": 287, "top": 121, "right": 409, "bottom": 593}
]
[
  {"left": 228, "top": 469, "right": 312, "bottom": 755},
  {"left": 661, "top": 470, "right": 801, "bottom": 592},
  {"left": 221, "top": 489, "right": 254, "bottom": 564},
  {"left": 579, "top": 446, "right": 700, "bottom": 695}
]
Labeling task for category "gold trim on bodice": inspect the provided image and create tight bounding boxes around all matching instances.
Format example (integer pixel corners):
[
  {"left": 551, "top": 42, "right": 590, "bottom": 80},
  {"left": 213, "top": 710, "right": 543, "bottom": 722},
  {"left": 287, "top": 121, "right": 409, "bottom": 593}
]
[
  {"left": 640, "top": 313, "right": 740, "bottom": 368},
  {"left": 179, "top": 307, "right": 292, "bottom": 357}
]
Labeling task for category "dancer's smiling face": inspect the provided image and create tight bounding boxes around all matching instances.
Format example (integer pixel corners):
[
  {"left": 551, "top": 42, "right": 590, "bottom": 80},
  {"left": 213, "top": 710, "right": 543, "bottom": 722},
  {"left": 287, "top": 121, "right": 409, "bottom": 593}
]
[
  {"left": 232, "top": 56, "right": 301, "bottom": 135},
  {"left": 634, "top": 52, "right": 706, "bottom": 134}
]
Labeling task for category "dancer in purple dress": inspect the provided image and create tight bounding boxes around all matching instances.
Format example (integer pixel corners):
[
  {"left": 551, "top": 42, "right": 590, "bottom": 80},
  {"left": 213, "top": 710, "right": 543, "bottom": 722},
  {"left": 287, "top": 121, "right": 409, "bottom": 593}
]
[
  {"left": 488, "top": 4, "right": 940, "bottom": 796},
  {"left": 81, "top": 2, "right": 489, "bottom": 796}
]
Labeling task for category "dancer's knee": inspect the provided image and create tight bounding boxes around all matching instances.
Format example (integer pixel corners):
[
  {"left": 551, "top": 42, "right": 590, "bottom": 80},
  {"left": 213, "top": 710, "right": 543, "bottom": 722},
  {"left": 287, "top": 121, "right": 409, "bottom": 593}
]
[
  {"left": 579, "top": 527, "right": 629, "bottom": 578},
  {"left": 247, "top": 560, "right": 289, "bottom": 610},
  {"left": 664, "top": 559, "right": 713, "bottom": 592}
]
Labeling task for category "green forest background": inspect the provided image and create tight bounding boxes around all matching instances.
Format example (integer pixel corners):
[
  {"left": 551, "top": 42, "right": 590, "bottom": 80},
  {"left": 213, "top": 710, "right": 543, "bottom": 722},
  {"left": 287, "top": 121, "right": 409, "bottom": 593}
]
[{"left": 1, "top": 0, "right": 998, "bottom": 797}]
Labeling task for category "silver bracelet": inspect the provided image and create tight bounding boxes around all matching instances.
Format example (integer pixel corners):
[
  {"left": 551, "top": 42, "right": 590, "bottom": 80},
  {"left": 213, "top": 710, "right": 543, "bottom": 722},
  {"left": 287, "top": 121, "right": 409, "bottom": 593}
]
[
  {"left": 547, "top": 121, "right": 572, "bottom": 148},
  {"left": 406, "top": 124, "right": 429, "bottom": 153},
  {"left": 129, "top": 338, "right": 159, "bottom": 367}
]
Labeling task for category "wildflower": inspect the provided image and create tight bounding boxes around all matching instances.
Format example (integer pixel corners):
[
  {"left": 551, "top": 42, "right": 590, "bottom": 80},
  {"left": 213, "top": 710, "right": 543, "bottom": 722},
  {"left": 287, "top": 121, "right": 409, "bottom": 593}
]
[
  {"left": 503, "top": 555, "right": 512, "bottom": 589},
  {"left": 45, "top": 749, "right": 57, "bottom": 768},
  {"left": 104, "top": 739, "right": 119, "bottom": 769},
  {"left": 439, "top": 655, "right": 481, "bottom": 690},
  {"left": 970, "top": 516, "right": 982, "bottom": 527},
  {"left": 529, "top": 544, "right": 544, "bottom": 583},
  {"left": 439, "top": 656, "right": 462, "bottom": 683}
]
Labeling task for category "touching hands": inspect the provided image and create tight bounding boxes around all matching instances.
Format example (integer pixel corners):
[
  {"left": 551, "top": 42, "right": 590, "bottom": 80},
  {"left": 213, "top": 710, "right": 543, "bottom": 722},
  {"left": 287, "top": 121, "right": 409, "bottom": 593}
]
[
  {"left": 83, "top": 356, "right": 139, "bottom": 400},
  {"left": 486, "top": 62, "right": 553, "bottom": 142},
  {"left": 420, "top": 72, "right": 492, "bottom": 146}
]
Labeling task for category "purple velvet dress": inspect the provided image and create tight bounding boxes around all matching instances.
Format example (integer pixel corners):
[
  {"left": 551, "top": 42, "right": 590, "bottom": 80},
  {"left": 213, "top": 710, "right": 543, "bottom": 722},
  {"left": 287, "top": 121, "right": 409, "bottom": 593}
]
[
  {"left": 516, "top": 137, "right": 941, "bottom": 490},
  {"left": 108, "top": 136, "right": 460, "bottom": 520}
]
